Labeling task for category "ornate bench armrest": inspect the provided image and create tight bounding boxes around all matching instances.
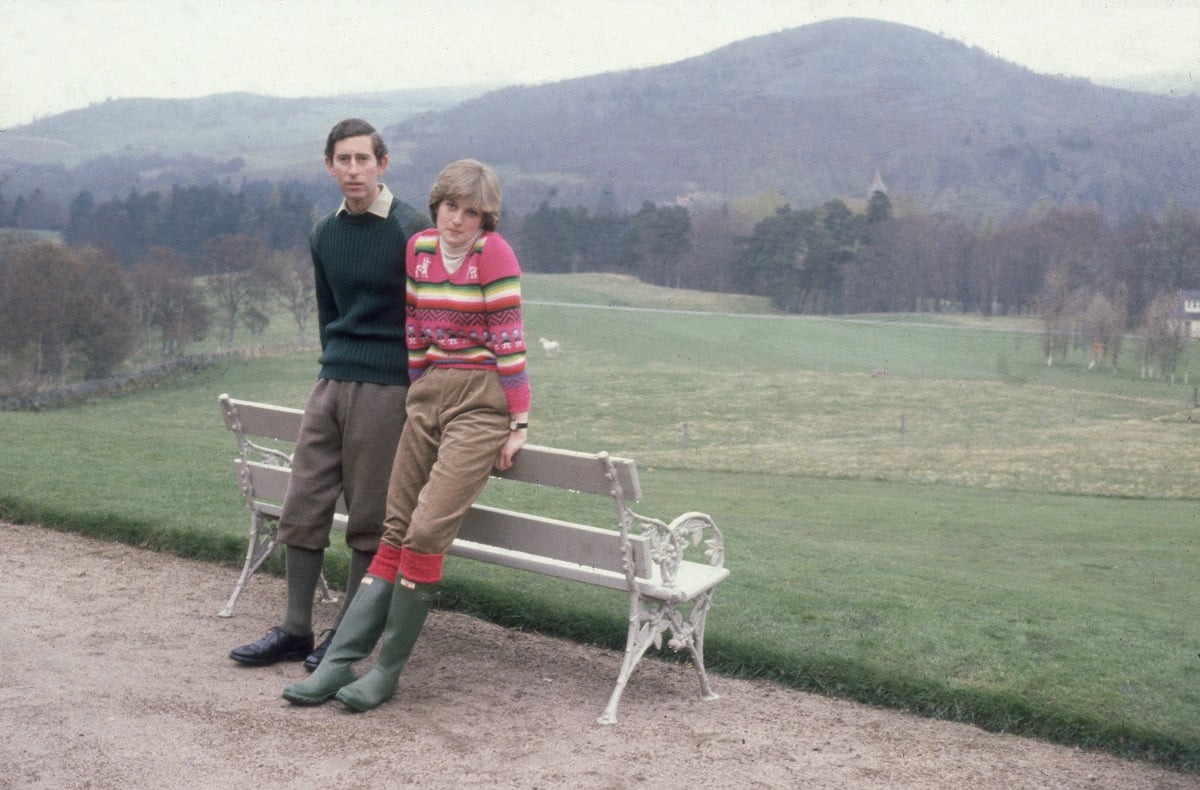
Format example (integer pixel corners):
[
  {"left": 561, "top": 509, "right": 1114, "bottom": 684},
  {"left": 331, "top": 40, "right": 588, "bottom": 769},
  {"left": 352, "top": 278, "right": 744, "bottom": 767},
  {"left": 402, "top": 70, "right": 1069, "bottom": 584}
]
[{"left": 627, "top": 509, "right": 725, "bottom": 585}]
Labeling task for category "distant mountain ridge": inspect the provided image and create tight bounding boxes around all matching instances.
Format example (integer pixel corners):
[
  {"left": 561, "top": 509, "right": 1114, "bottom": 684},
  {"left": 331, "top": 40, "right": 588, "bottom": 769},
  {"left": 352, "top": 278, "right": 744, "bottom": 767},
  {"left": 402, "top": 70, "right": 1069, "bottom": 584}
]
[
  {"left": 383, "top": 18, "right": 1200, "bottom": 217},
  {"left": 3, "top": 18, "right": 1199, "bottom": 220},
  {"left": 3, "top": 86, "right": 493, "bottom": 172}
]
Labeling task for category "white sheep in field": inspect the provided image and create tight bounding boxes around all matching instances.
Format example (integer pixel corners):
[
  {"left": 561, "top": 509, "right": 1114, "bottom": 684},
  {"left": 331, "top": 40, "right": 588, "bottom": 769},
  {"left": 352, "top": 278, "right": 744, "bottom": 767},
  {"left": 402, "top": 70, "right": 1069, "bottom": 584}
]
[{"left": 537, "top": 337, "right": 561, "bottom": 356}]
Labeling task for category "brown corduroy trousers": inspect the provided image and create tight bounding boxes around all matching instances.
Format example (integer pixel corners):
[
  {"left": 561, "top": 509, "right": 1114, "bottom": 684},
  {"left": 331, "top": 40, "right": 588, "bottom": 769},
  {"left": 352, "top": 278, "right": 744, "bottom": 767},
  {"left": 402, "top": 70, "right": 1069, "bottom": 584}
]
[{"left": 380, "top": 368, "right": 511, "bottom": 557}]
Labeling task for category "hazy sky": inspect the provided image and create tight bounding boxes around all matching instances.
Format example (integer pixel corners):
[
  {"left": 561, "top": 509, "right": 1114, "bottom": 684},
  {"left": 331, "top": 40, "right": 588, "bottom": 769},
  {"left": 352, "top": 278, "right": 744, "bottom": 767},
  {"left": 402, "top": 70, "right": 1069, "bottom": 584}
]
[{"left": 1, "top": 0, "right": 1197, "bottom": 130}]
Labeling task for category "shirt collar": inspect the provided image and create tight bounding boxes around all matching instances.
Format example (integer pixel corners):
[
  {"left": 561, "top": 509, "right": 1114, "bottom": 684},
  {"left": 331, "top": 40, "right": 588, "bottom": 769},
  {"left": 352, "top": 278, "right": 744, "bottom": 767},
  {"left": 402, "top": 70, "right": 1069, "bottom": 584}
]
[{"left": 336, "top": 184, "right": 394, "bottom": 218}]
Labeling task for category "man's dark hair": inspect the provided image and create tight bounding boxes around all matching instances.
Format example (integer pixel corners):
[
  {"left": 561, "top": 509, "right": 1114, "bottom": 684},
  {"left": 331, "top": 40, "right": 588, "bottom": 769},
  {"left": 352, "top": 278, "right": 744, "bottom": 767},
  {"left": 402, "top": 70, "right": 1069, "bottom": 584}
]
[{"left": 324, "top": 118, "right": 388, "bottom": 161}]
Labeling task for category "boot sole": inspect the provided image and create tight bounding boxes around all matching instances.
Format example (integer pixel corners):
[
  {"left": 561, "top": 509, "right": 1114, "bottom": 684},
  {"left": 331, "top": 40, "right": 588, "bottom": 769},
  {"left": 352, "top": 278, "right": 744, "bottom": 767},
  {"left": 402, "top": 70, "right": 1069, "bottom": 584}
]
[
  {"left": 282, "top": 689, "right": 336, "bottom": 706},
  {"left": 334, "top": 688, "right": 395, "bottom": 713}
]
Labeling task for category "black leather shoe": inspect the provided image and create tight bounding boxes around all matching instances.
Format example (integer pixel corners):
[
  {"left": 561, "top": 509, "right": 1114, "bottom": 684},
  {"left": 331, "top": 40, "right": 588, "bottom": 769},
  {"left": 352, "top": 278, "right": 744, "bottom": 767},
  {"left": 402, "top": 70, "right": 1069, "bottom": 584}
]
[
  {"left": 303, "top": 629, "right": 337, "bottom": 672},
  {"left": 229, "top": 627, "right": 314, "bottom": 666}
]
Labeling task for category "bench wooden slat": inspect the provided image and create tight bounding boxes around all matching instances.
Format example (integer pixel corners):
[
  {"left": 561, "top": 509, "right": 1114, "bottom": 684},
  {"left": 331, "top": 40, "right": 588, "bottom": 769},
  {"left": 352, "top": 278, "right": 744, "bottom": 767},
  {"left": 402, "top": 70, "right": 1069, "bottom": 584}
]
[
  {"left": 492, "top": 445, "right": 641, "bottom": 500},
  {"left": 239, "top": 448, "right": 637, "bottom": 504},
  {"left": 236, "top": 460, "right": 290, "bottom": 502},
  {"left": 458, "top": 505, "right": 651, "bottom": 578},
  {"left": 235, "top": 460, "right": 348, "bottom": 516},
  {"left": 448, "top": 541, "right": 632, "bottom": 590},
  {"left": 221, "top": 398, "right": 305, "bottom": 442}
]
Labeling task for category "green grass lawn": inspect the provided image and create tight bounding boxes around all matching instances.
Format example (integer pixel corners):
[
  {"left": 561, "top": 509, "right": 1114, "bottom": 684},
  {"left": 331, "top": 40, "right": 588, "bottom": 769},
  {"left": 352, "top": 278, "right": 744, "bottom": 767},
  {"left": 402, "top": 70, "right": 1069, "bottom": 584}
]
[{"left": 2, "top": 273, "right": 1198, "bottom": 770}]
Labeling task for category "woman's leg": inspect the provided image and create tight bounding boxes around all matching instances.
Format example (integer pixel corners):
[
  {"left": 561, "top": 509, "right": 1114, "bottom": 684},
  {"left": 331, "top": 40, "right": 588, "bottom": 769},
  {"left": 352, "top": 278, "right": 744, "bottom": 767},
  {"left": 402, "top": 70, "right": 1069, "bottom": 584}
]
[
  {"left": 333, "top": 569, "right": 440, "bottom": 712},
  {"left": 280, "top": 544, "right": 404, "bottom": 705},
  {"left": 281, "top": 576, "right": 393, "bottom": 705},
  {"left": 333, "top": 370, "right": 510, "bottom": 712}
]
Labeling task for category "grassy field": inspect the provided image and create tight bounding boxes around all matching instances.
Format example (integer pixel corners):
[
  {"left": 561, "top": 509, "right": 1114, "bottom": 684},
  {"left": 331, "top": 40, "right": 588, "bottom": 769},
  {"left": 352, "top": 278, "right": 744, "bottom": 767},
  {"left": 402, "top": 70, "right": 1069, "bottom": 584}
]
[{"left": 2, "top": 272, "right": 1198, "bottom": 770}]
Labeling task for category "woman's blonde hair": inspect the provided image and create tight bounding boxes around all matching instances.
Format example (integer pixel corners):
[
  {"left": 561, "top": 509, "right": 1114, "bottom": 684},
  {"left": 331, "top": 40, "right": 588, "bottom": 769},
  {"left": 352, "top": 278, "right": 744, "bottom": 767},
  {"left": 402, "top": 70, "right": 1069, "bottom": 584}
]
[{"left": 428, "top": 159, "right": 502, "bottom": 231}]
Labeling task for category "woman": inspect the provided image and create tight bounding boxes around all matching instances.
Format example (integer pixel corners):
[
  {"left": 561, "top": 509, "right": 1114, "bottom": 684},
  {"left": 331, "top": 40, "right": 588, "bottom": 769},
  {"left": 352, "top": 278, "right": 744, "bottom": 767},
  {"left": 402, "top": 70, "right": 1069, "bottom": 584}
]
[{"left": 284, "top": 159, "right": 530, "bottom": 712}]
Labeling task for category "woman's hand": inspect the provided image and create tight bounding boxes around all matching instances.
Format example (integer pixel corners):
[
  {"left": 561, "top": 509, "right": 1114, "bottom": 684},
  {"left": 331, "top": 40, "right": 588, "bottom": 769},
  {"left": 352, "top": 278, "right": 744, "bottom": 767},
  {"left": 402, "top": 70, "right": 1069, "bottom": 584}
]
[{"left": 494, "top": 429, "right": 526, "bottom": 471}]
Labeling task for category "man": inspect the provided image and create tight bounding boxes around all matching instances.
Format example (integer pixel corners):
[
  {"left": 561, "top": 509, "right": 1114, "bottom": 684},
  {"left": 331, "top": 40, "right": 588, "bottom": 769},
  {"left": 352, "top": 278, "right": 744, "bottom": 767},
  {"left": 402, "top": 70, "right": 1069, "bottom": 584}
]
[{"left": 230, "top": 118, "right": 425, "bottom": 671}]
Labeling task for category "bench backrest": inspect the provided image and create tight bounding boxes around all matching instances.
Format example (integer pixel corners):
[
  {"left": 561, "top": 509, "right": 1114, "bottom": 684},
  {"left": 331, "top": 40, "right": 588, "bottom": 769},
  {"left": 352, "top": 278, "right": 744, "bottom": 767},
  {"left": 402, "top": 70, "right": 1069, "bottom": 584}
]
[
  {"left": 490, "top": 444, "right": 641, "bottom": 500},
  {"left": 457, "top": 444, "right": 650, "bottom": 581},
  {"left": 220, "top": 396, "right": 303, "bottom": 464},
  {"left": 220, "top": 394, "right": 653, "bottom": 583}
]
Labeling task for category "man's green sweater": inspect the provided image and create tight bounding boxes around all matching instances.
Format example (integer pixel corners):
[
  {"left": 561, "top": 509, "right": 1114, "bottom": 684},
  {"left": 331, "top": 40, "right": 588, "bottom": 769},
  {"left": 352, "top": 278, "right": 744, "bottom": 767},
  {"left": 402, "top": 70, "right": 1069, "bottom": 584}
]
[{"left": 309, "top": 195, "right": 426, "bottom": 385}]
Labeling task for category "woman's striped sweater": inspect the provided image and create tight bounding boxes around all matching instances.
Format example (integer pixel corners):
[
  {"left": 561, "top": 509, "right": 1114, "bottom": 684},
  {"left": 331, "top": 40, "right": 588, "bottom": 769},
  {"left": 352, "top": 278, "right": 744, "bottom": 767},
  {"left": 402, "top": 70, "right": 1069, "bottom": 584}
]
[{"left": 405, "top": 229, "right": 530, "bottom": 413}]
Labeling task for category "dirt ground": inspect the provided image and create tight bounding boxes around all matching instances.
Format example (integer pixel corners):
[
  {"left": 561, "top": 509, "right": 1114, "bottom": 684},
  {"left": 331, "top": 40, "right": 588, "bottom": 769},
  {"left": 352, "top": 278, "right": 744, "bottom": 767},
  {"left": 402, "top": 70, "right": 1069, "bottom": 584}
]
[{"left": 2, "top": 522, "right": 1195, "bottom": 789}]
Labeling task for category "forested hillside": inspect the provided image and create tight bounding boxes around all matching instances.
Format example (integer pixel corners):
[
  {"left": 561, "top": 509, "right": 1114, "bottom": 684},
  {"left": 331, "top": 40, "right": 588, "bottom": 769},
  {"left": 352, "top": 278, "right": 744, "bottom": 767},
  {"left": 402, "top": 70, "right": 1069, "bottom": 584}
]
[
  {"left": 386, "top": 18, "right": 1200, "bottom": 218},
  {"left": 4, "top": 18, "right": 1200, "bottom": 220}
]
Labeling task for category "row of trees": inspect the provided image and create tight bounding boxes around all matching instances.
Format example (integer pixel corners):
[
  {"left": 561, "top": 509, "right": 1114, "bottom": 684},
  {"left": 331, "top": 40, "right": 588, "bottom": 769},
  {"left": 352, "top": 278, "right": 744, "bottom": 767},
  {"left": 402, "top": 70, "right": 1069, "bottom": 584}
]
[
  {"left": 511, "top": 191, "right": 1197, "bottom": 377},
  {"left": 0, "top": 236, "right": 313, "bottom": 390},
  {"left": 514, "top": 192, "right": 1200, "bottom": 324},
  {"left": 0, "top": 186, "right": 66, "bottom": 232},
  {"left": 512, "top": 190, "right": 894, "bottom": 297},
  {"left": 4, "top": 175, "right": 1199, "bottom": 389},
  {"left": 61, "top": 181, "right": 318, "bottom": 266},
  {"left": 23, "top": 178, "right": 1200, "bottom": 335}
]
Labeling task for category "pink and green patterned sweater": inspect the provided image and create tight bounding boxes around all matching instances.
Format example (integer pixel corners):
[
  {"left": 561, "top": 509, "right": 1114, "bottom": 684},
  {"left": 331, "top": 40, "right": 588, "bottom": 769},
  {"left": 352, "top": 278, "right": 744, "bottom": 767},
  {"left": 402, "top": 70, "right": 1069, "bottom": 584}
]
[{"left": 405, "top": 229, "right": 530, "bottom": 413}]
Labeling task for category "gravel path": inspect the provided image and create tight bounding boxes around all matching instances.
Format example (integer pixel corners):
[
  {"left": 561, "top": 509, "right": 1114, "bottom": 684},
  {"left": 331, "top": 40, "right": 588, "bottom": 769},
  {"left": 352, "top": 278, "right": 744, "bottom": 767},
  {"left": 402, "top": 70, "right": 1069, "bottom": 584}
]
[{"left": 2, "top": 522, "right": 1194, "bottom": 789}]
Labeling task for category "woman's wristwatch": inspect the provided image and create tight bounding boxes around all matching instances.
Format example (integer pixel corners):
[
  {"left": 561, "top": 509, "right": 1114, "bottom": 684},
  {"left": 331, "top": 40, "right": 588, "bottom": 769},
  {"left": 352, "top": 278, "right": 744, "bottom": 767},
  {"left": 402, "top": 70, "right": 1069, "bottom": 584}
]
[{"left": 509, "top": 420, "right": 528, "bottom": 431}]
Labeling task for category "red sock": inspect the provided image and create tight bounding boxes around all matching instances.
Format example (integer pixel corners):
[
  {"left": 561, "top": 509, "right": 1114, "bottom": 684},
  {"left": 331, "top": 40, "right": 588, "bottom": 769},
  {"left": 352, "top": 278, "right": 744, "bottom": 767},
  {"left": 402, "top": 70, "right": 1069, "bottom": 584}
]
[
  {"left": 399, "top": 549, "right": 444, "bottom": 584},
  {"left": 366, "top": 542, "right": 403, "bottom": 583}
]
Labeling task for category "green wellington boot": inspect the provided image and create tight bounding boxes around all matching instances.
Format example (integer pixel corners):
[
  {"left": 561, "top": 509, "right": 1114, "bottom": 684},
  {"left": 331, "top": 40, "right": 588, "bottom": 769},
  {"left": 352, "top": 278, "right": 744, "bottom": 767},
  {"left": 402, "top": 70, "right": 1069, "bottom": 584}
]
[
  {"left": 282, "top": 575, "right": 393, "bottom": 705},
  {"left": 334, "top": 579, "right": 438, "bottom": 712}
]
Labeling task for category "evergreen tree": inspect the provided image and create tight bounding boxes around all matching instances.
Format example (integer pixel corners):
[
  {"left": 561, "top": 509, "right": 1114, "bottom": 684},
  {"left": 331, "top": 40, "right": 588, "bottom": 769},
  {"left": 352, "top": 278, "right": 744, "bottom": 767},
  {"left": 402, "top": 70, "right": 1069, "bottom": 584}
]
[
  {"left": 630, "top": 201, "right": 691, "bottom": 287},
  {"left": 865, "top": 189, "right": 892, "bottom": 225}
]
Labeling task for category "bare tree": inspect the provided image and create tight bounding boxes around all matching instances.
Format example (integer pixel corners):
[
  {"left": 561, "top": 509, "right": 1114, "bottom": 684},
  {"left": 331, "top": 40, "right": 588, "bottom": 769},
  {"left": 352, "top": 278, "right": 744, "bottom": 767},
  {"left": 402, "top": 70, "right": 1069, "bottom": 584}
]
[
  {"left": 0, "top": 242, "right": 73, "bottom": 384},
  {"left": 1138, "top": 291, "right": 1185, "bottom": 380},
  {"left": 129, "top": 246, "right": 211, "bottom": 356},
  {"left": 687, "top": 206, "right": 746, "bottom": 293},
  {"left": 200, "top": 234, "right": 272, "bottom": 349},
  {"left": 0, "top": 242, "right": 136, "bottom": 386},
  {"left": 1078, "top": 290, "right": 1127, "bottom": 374},
  {"left": 269, "top": 246, "right": 315, "bottom": 346},
  {"left": 72, "top": 247, "right": 136, "bottom": 379},
  {"left": 1035, "top": 266, "right": 1071, "bottom": 365}
]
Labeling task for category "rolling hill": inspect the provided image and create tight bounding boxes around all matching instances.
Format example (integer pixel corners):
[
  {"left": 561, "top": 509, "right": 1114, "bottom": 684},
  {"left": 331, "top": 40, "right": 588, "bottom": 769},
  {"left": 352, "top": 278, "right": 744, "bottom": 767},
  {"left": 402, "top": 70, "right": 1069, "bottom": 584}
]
[
  {"left": 383, "top": 18, "right": 1200, "bottom": 217},
  {"left": 3, "top": 18, "right": 1199, "bottom": 220}
]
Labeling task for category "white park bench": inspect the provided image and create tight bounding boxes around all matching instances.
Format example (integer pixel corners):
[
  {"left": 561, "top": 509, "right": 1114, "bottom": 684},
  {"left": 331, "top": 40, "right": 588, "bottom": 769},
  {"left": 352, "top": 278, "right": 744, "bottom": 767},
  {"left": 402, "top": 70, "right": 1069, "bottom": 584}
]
[{"left": 217, "top": 393, "right": 730, "bottom": 724}]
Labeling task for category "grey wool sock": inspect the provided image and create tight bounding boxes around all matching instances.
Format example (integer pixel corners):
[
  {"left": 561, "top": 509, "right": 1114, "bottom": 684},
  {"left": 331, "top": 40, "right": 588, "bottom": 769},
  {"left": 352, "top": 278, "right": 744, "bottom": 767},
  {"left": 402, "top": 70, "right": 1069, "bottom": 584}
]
[{"left": 281, "top": 546, "right": 324, "bottom": 636}]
